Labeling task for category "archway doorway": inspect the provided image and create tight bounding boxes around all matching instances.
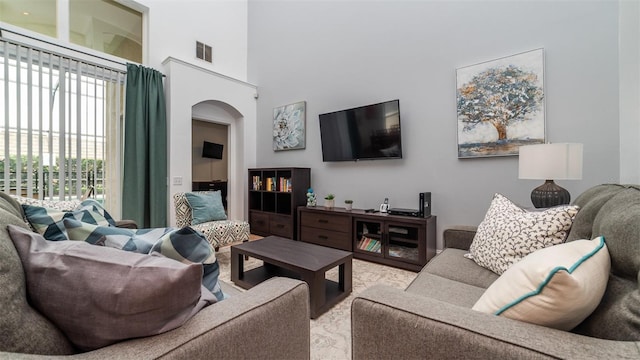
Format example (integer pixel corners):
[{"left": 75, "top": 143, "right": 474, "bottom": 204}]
[
  {"left": 191, "top": 100, "right": 243, "bottom": 216},
  {"left": 164, "top": 57, "right": 257, "bottom": 226}
]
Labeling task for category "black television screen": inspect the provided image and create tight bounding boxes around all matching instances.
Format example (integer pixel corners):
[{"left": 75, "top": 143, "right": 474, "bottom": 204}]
[
  {"left": 319, "top": 99, "right": 402, "bottom": 161},
  {"left": 202, "top": 141, "right": 223, "bottom": 159}
]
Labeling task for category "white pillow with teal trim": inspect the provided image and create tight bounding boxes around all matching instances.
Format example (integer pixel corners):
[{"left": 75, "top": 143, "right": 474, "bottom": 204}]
[{"left": 472, "top": 236, "right": 610, "bottom": 331}]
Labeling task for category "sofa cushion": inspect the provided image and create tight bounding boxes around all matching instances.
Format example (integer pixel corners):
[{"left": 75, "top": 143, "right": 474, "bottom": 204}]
[
  {"left": 406, "top": 272, "right": 487, "bottom": 308},
  {"left": 12, "top": 195, "right": 81, "bottom": 211},
  {"left": 422, "top": 248, "right": 499, "bottom": 289},
  {"left": 467, "top": 193, "right": 579, "bottom": 274},
  {"left": 472, "top": 236, "right": 610, "bottom": 331},
  {"left": 8, "top": 225, "right": 216, "bottom": 352},
  {"left": 63, "top": 219, "right": 225, "bottom": 301},
  {"left": 569, "top": 185, "right": 640, "bottom": 340},
  {"left": 23, "top": 202, "right": 116, "bottom": 241},
  {"left": 0, "top": 193, "right": 75, "bottom": 355},
  {"left": 189, "top": 219, "right": 251, "bottom": 248},
  {"left": 185, "top": 191, "right": 227, "bottom": 225}
]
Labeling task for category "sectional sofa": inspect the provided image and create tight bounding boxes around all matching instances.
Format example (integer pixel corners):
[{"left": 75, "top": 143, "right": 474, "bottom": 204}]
[
  {"left": 0, "top": 192, "right": 310, "bottom": 359},
  {"left": 352, "top": 184, "right": 640, "bottom": 359}
]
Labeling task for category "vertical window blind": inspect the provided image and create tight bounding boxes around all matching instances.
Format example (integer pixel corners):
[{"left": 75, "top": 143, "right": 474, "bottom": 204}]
[{"left": 0, "top": 38, "right": 126, "bottom": 211}]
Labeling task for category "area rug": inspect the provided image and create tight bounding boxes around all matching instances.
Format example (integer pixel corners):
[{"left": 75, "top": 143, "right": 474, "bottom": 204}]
[{"left": 216, "top": 241, "right": 417, "bottom": 360}]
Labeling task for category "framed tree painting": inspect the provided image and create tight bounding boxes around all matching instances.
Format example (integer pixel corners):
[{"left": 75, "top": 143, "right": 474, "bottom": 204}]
[
  {"left": 456, "top": 49, "right": 545, "bottom": 158},
  {"left": 273, "top": 101, "right": 306, "bottom": 151}
]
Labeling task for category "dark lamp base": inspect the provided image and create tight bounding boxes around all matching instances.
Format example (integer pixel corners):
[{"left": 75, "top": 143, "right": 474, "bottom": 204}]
[{"left": 531, "top": 180, "right": 571, "bottom": 208}]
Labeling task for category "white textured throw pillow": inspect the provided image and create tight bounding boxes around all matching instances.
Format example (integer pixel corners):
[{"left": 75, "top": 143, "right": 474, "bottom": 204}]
[
  {"left": 472, "top": 236, "right": 610, "bottom": 331},
  {"left": 466, "top": 193, "right": 579, "bottom": 274}
]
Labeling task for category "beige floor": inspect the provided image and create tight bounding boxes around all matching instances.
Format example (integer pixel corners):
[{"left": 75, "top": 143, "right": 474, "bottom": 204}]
[{"left": 216, "top": 236, "right": 417, "bottom": 360}]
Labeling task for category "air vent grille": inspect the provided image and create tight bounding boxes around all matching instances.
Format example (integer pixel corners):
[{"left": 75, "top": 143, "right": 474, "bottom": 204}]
[{"left": 196, "top": 41, "right": 212, "bottom": 63}]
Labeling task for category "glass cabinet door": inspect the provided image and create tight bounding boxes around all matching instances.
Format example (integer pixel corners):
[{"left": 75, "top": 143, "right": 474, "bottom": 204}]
[
  {"left": 385, "top": 223, "right": 422, "bottom": 264},
  {"left": 354, "top": 219, "right": 383, "bottom": 256}
]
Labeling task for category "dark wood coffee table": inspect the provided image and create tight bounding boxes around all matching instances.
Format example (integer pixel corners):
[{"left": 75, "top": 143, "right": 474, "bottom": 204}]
[{"left": 231, "top": 236, "right": 353, "bottom": 318}]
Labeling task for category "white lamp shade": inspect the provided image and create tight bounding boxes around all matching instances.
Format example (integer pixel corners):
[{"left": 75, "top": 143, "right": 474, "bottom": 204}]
[{"left": 518, "top": 143, "right": 583, "bottom": 180}]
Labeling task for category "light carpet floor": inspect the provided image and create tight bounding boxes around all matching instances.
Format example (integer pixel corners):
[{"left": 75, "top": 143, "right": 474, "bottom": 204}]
[{"left": 216, "top": 241, "right": 417, "bottom": 360}]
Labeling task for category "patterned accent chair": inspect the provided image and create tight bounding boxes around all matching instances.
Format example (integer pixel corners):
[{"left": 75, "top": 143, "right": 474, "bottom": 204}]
[{"left": 173, "top": 191, "right": 250, "bottom": 249}]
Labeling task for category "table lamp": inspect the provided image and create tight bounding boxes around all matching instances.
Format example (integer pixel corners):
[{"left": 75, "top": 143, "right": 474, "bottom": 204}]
[{"left": 518, "top": 143, "right": 583, "bottom": 208}]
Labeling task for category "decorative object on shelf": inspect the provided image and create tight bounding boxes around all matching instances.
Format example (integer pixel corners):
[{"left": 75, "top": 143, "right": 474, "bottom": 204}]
[
  {"left": 306, "top": 188, "right": 317, "bottom": 207},
  {"left": 273, "top": 101, "right": 306, "bottom": 151},
  {"left": 379, "top": 197, "right": 389, "bottom": 213},
  {"left": 324, "top": 194, "right": 335, "bottom": 209},
  {"left": 518, "top": 143, "right": 583, "bottom": 208},
  {"left": 344, "top": 199, "right": 353, "bottom": 211},
  {"left": 457, "top": 48, "right": 545, "bottom": 158}
]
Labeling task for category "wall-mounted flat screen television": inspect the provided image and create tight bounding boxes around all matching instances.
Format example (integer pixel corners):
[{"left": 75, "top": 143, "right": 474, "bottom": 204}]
[
  {"left": 319, "top": 99, "right": 402, "bottom": 161},
  {"left": 202, "top": 141, "right": 224, "bottom": 159}
]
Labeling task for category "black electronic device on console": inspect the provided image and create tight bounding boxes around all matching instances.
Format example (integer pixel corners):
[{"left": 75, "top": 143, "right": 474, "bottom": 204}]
[
  {"left": 419, "top": 192, "right": 431, "bottom": 217},
  {"left": 387, "top": 192, "right": 432, "bottom": 218},
  {"left": 388, "top": 208, "right": 420, "bottom": 217}
]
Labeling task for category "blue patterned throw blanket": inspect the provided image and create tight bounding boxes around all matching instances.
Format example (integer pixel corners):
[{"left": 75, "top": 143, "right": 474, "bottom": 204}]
[{"left": 22, "top": 199, "right": 225, "bottom": 301}]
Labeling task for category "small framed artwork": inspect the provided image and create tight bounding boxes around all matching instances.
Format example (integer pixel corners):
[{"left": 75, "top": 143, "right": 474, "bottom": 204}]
[
  {"left": 456, "top": 48, "right": 546, "bottom": 158},
  {"left": 273, "top": 101, "right": 306, "bottom": 151}
]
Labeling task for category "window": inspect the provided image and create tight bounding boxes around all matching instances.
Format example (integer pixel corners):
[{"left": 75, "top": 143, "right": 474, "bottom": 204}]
[
  {"left": 0, "top": 0, "right": 57, "bottom": 38},
  {"left": 70, "top": 0, "right": 143, "bottom": 63},
  {"left": 1, "top": 0, "right": 144, "bottom": 63},
  {"left": 0, "top": 38, "right": 126, "bottom": 211}
]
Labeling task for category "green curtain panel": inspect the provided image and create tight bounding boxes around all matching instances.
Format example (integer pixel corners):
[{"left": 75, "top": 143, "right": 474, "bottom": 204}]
[{"left": 122, "top": 64, "right": 167, "bottom": 228}]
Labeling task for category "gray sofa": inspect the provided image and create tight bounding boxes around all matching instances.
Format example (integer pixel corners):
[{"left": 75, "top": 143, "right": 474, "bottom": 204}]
[
  {"left": 0, "top": 192, "right": 311, "bottom": 359},
  {"left": 352, "top": 184, "right": 640, "bottom": 359}
]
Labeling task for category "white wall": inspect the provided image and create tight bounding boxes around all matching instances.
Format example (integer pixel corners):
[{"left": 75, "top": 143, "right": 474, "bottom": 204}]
[
  {"left": 619, "top": 0, "right": 640, "bottom": 184},
  {"left": 138, "top": 0, "right": 248, "bottom": 81},
  {"left": 134, "top": 0, "right": 252, "bottom": 225},
  {"left": 248, "top": 0, "right": 623, "bottom": 249}
]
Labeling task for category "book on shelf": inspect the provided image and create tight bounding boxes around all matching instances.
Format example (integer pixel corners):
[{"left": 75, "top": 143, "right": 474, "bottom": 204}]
[
  {"left": 252, "top": 176, "right": 262, "bottom": 190},
  {"left": 264, "top": 177, "right": 277, "bottom": 191},
  {"left": 358, "top": 236, "right": 381, "bottom": 253},
  {"left": 359, "top": 236, "right": 371, "bottom": 250},
  {"left": 278, "top": 177, "right": 292, "bottom": 192}
]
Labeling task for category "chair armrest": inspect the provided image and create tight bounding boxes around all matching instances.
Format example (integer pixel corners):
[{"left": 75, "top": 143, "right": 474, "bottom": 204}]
[
  {"left": 443, "top": 225, "right": 477, "bottom": 250},
  {"left": 1, "top": 277, "right": 310, "bottom": 359},
  {"left": 352, "top": 285, "right": 640, "bottom": 360},
  {"left": 115, "top": 219, "right": 138, "bottom": 229}
]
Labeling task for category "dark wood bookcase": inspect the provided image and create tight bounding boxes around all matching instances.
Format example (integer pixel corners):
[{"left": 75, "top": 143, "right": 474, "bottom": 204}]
[{"left": 248, "top": 167, "right": 310, "bottom": 239}]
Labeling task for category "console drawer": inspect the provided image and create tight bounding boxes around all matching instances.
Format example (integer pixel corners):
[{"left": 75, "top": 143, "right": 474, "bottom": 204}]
[
  {"left": 301, "top": 211, "right": 351, "bottom": 232},
  {"left": 269, "top": 214, "right": 293, "bottom": 238},
  {"left": 300, "top": 226, "right": 352, "bottom": 251}
]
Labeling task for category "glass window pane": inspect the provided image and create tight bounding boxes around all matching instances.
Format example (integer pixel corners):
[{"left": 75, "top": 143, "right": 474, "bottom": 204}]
[
  {"left": 0, "top": 0, "right": 57, "bottom": 38},
  {"left": 69, "top": 0, "right": 142, "bottom": 63}
]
